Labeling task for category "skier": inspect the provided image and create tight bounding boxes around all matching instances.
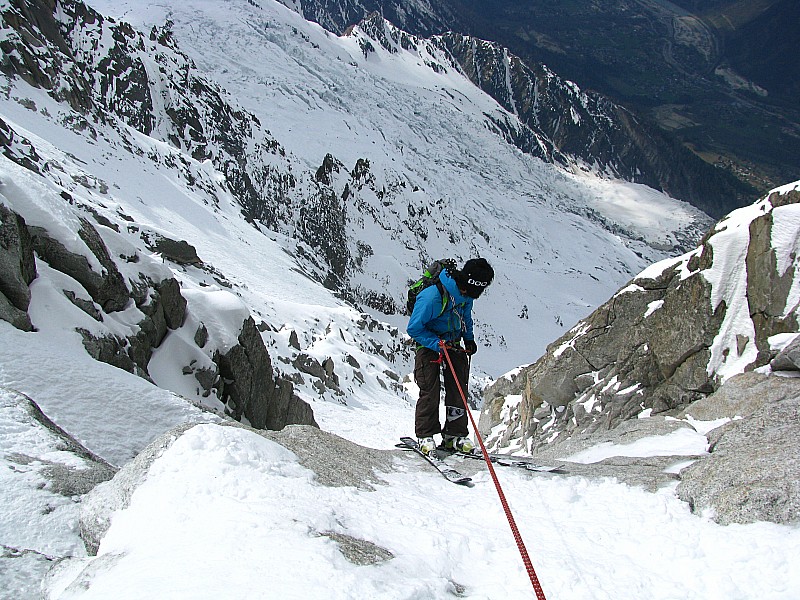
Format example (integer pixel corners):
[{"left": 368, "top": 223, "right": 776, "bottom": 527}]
[{"left": 407, "top": 257, "right": 494, "bottom": 456}]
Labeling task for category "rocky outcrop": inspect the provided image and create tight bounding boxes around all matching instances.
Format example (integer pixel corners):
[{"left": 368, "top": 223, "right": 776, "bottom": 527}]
[
  {"left": 481, "top": 183, "right": 800, "bottom": 456},
  {"left": 0, "top": 203, "right": 35, "bottom": 330},
  {"left": 217, "top": 317, "right": 317, "bottom": 430},
  {"left": 676, "top": 372, "right": 800, "bottom": 525},
  {"left": 0, "top": 194, "right": 315, "bottom": 431},
  {"left": 80, "top": 422, "right": 394, "bottom": 555},
  {"left": 18, "top": 211, "right": 188, "bottom": 377},
  {"left": 29, "top": 219, "right": 130, "bottom": 313},
  {"left": 771, "top": 336, "right": 800, "bottom": 372},
  {"left": 2, "top": 387, "right": 117, "bottom": 575}
]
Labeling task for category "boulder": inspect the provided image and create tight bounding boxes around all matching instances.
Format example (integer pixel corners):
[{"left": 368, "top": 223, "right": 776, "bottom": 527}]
[
  {"left": 677, "top": 373, "right": 800, "bottom": 525},
  {"left": 29, "top": 219, "right": 129, "bottom": 313},
  {"left": 771, "top": 335, "right": 800, "bottom": 372},
  {"left": 152, "top": 235, "right": 203, "bottom": 266}
]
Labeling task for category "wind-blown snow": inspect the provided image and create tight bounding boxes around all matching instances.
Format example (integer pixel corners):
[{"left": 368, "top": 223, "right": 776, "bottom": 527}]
[{"left": 38, "top": 423, "right": 800, "bottom": 600}]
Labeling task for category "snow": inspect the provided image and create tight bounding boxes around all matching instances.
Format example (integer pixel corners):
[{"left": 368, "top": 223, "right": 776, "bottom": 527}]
[
  {"left": 38, "top": 424, "right": 800, "bottom": 600},
  {"left": 4, "top": 267, "right": 799, "bottom": 599},
  {"left": 644, "top": 299, "right": 664, "bottom": 317},
  {"left": 0, "top": 0, "right": 798, "bottom": 597},
  {"left": 562, "top": 428, "right": 709, "bottom": 464},
  {"left": 771, "top": 203, "right": 800, "bottom": 317}
]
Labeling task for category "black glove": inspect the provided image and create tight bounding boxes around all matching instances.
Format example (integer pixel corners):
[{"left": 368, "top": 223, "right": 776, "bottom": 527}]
[{"left": 464, "top": 339, "right": 478, "bottom": 355}]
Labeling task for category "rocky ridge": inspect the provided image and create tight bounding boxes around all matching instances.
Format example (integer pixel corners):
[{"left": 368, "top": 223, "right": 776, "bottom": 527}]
[
  {"left": 0, "top": 155, "right": 316, "bottom": 431},
  {"left": 479, "top": 182, "right": 800, "bottom": 524},
  {"left": 286, "top": 3, "right": 756, "bottom": 217}
]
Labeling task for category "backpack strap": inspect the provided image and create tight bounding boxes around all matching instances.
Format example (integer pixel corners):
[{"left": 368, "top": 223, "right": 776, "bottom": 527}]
[{"left": 434, "top": 280, "right": 450, "bottom": 317}]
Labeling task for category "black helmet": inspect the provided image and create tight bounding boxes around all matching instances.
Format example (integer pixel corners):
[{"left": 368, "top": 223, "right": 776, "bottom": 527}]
[{"left": 455, "top": 258, "right": 494, "bottom": 298}]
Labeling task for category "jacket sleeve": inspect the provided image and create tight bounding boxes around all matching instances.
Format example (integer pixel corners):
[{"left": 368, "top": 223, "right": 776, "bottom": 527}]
[{"left": 407, "top": 287, "right": 445, "bottom": 352}]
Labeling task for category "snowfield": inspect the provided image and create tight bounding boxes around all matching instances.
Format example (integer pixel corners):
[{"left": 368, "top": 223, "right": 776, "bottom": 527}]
[
  {"left": 33, "top": 421, "right": 800, "bottom": 600},
  {"left": 0, "top": 0, "right": 798, "bottom": 598}
]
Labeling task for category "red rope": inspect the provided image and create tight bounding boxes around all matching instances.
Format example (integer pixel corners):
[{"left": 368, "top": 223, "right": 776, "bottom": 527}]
[{"left": 440, "top": 341, "right": 547, "bottom": 600}]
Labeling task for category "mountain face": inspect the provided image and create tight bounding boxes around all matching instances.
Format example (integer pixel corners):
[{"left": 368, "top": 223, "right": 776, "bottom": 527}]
[
  {"left": 480, "top": 182, "right": 800, "bottom": 456},
  {"left": 428, "top": 30, "right": 747, "bottom": 218},
  {"left": 282, "top": 0, "right": 455, "bottom": 36},
  {"left": 282, "top": 0, "right": 798, "bottom": 214},
  {"left": 441, "top": 0, "right": 800, "bottom": 201},
  {"left": 667, "top": 0, "right": 799, "bottom": 100},
  {"left": 1, "top": 0, "right": 715, "bottom": 395},
  {"left": 279, "top": 1, "right": 754, "bottom": 218},
  {"left": 1, "top": 3, "right": 799, "bottom": 595},
  {"left": 0, "top": 137, "right": 318, "bottom": 430}
]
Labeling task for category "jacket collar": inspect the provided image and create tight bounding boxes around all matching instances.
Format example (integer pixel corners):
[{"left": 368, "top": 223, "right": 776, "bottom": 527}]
[{"left": 440, "top": 270, "right": 470, "bottom": 304}]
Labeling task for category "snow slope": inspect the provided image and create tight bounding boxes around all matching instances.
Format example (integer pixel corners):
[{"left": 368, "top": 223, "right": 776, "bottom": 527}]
[
  {"left": 76, "top": 0, "right": 710, "bottom": 380},
  {"left": 3, "top": 2, "right": 794, "bottom": 598},
  {"left": 36, "top": 422, "right": 800, "bottom": 600}
]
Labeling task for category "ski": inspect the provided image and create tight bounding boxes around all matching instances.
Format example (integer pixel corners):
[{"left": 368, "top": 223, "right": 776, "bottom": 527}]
[
  {"left": 441, "top": 446, "right": 565, "bottom": 473},
  {"left": 398, "top": 437, "right": 473, "bottom": 485}
]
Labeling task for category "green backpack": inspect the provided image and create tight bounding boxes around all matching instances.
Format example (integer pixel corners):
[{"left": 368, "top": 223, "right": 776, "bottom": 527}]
[{"left": 406, "top": 258, "right": 457, "bottom": 316}]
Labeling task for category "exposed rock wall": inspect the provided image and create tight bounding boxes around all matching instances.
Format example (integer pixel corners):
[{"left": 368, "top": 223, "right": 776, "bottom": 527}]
[
  {"left": 479, "top": 182, "right": 800, "bottom": 525},
  {"left": 676, "top": 372, "right": 800, "bottom": 525},
  {"left": 217, "top": 317, "right": 317, "bottom": 430},
  {"left": 0, "top": 198, "right": 315, "bottom": 431},
  {"left": 481, "top": 183, "right": 800, "bottom": 455},
  {"left": 0, "top": 203, "right": 35, "bottom": 330}
]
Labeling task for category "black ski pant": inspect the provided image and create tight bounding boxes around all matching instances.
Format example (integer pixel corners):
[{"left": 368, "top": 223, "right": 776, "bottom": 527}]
[{"left": 414, "top": 346, "right": 470, "bottom": 439}]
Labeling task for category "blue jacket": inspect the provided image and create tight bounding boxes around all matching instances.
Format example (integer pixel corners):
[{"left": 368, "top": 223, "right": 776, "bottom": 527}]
[{"left": 407, "top": 270, "right": 474, "bottom": 352}]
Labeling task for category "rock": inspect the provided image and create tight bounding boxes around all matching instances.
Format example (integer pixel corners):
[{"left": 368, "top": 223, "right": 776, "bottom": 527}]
[
  {"left": 294, "top": 353, "right": 326, "bottom": 380},
  {"left": 266, "top": 425, "right": 394, "bottom": 490},
  {"left": 0, "top": 205, "right": 35, "bottom": 330},
  {"left": 153, "top": 235, "right": 202, "bottom": 266},
  {"left": 482, "top": 185, "right": 800, "bottom": 458},
  {"left": 1, "top": 387, "right": 117, "bottom": 562},
  {"left": 194, "top": 323, "right": 209, "bottom": 348},
  {"left": 80, "top": 422, "right": 393, "bottom": 555},
  {"left": 678, "top": 371, "right": 794, "bottom": 421},
  {"left": 218, "top": 317, "right": 317, "bottom": 430},
  {"left": 318, "top": 532, "right": 394, "bottom": 566},
  {"left": 80, "top": 422, "right": 199, "bottom": 555},
  {"left": 771, "top": 335, "right": 800, "bottom": 372},
  {"left": 677, "top": 373, "right": 800, "bottom": 525},
  {"left": 64, "top": 290, "right": 103, "bottom": 321},
  {"left": 151, "top": 277, "right": 186, "bottom": 331},
  {"left": 288, "top": 329, "right": 301, "bottom": 350},
  {"left": 74, "top": 273, "right": 187, "bottom": 379},
  {"left": 0, "top": 291, "right": 32, "bottom": 330},
  {"left": 29, "top": 220, "right": 129, "bottom": 313},
  {"left": 0, "top": 204, "right": 36, "bottom": 316}
]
